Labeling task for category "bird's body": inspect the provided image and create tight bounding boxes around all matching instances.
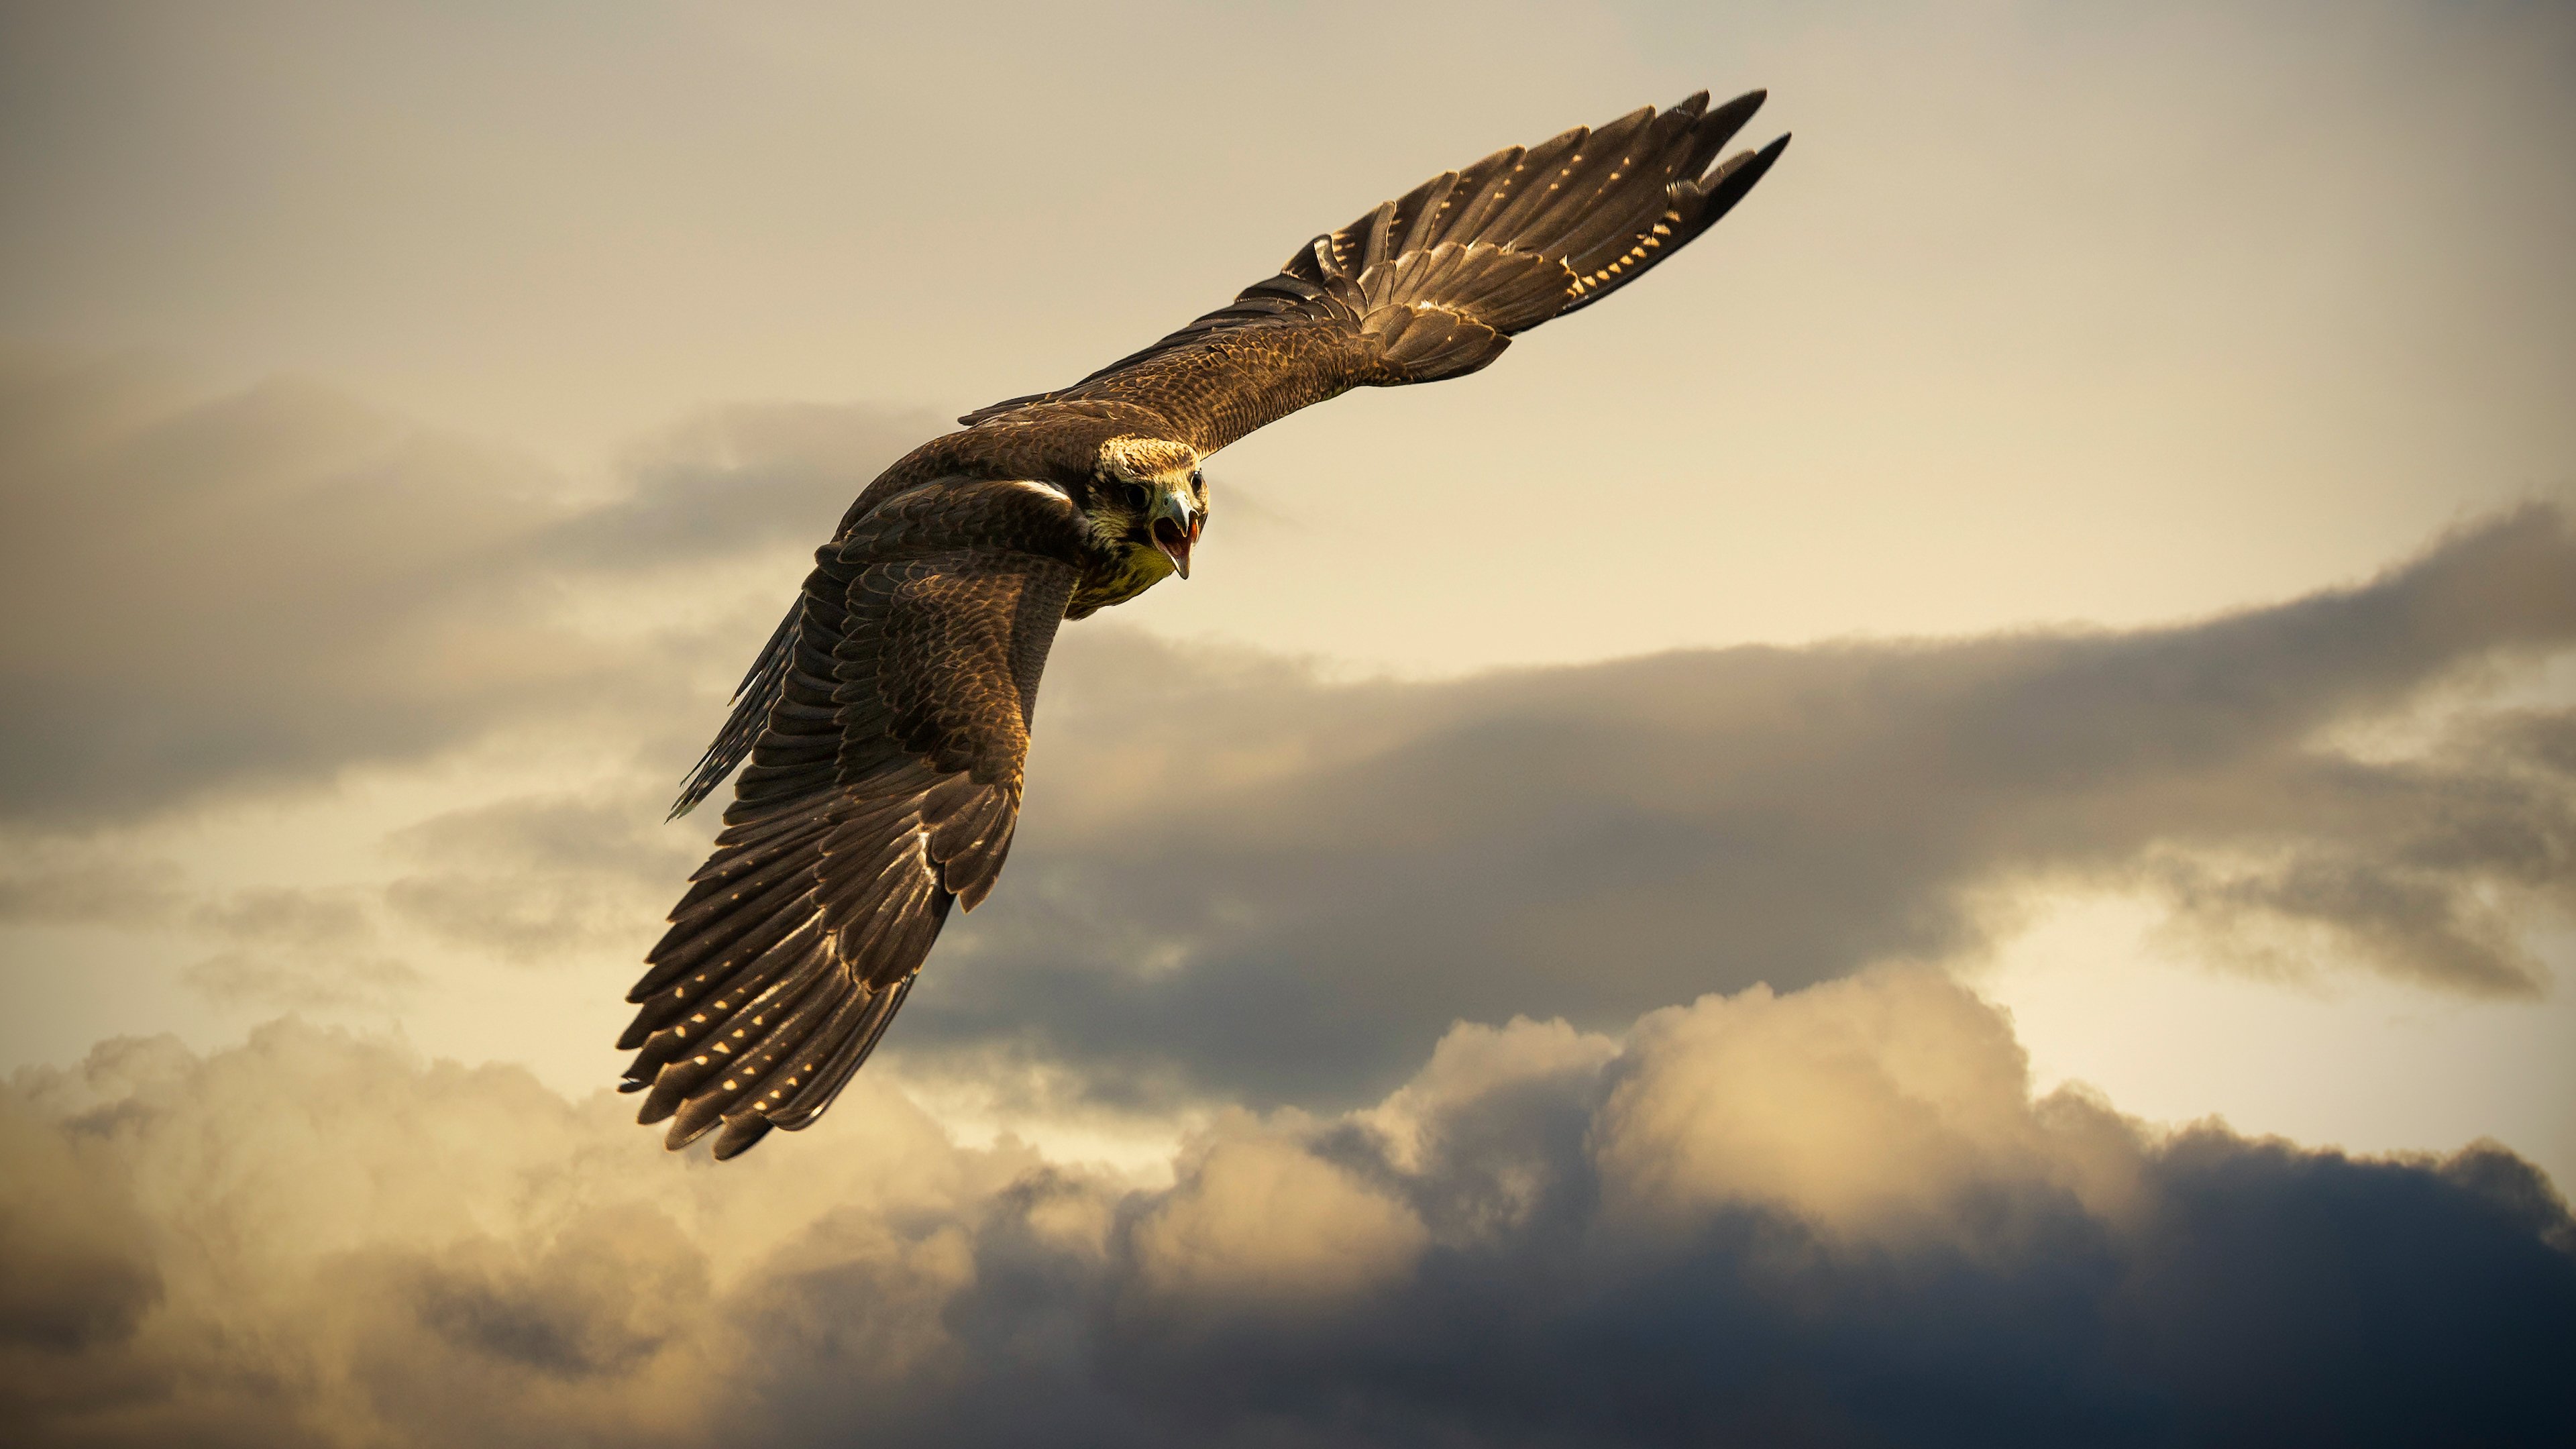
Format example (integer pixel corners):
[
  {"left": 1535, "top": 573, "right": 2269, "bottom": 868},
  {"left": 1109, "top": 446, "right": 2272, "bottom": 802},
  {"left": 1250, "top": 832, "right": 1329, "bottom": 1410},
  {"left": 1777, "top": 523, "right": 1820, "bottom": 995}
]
[{"left": 619, "top": 89, "right": 1789, "bottom": 1157}]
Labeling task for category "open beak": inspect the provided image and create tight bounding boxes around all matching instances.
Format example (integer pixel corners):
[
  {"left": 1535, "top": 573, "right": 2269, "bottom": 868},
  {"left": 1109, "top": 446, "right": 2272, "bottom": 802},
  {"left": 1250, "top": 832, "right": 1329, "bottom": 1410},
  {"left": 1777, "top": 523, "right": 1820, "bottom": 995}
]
[{"left": 1150, "top": 489, "right": 1201, "bottom": 579}]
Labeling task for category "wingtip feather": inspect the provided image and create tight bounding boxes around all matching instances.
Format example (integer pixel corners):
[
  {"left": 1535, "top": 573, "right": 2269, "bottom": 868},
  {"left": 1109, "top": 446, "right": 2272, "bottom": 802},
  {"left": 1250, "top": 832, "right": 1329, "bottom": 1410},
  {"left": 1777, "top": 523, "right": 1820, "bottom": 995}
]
[{"left": 710, "top": 1115, "right": 775, "bottom": 1159}]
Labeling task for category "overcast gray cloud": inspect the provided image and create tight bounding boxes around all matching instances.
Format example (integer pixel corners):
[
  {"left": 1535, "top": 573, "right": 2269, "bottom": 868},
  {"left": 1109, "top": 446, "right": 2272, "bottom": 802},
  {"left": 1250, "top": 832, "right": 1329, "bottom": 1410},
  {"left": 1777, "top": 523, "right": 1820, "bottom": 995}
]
[
  {"left": 3, "top": 970, "right": 2568, "bottom": 1448},
  {"left": 0, "top": 354, "right": 926, "bottom": 823},
  {"left": 900, "top": 506, "right": 2576, "bottom": 1106}
]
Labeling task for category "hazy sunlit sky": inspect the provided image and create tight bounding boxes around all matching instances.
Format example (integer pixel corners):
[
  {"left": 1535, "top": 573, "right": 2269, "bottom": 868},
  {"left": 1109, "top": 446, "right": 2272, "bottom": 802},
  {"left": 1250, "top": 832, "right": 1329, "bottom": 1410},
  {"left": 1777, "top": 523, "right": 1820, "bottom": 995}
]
[{"left": 3, "top": 3, "right": 2571, "bottom": 1444}]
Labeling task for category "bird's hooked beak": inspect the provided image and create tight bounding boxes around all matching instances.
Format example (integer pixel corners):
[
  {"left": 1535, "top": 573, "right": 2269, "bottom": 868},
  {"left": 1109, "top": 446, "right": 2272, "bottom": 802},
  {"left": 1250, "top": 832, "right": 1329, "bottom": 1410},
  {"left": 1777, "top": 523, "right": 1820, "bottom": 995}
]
[{"left": 1150, "top": 484, "right": 1202, "bottom": 579}]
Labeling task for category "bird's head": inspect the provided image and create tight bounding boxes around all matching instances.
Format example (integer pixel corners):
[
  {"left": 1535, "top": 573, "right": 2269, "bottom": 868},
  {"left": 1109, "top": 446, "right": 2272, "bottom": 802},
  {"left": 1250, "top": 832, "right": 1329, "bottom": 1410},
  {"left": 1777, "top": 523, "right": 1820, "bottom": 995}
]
[{"left": 1084, "top": 435, "right": 1207, "bottom": 580}]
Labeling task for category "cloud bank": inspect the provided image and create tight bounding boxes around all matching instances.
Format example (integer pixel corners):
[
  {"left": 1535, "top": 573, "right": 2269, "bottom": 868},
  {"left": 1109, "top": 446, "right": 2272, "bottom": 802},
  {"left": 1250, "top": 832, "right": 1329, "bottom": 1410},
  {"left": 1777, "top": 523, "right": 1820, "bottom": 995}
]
[
  {"left": 921, "top": 506, "right": 2576, "bottom": 1106},
  {"left": 5, "top": 356, "right": 2571, "bottom": 1446},
  {"left": 6, "top": 356, "right": 2571, "bottom": 1121},
  {"left": 5, "top": 969, "right": 2569, "bottom": 1448}
]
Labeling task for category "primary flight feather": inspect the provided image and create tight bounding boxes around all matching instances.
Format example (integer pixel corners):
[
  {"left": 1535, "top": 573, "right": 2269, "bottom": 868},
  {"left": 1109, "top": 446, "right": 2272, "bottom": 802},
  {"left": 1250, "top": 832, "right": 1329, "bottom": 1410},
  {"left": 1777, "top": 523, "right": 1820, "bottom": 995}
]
[{"left": 619, "top": 89, "right": 1790, "bottom": 1158}]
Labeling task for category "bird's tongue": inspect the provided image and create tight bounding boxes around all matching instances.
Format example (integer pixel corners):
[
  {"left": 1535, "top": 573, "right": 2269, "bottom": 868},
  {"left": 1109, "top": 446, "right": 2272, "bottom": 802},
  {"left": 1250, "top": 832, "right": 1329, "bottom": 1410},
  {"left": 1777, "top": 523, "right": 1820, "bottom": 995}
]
[{"left": 1152, "top": 517, "right": 1193, "bottom": 578}]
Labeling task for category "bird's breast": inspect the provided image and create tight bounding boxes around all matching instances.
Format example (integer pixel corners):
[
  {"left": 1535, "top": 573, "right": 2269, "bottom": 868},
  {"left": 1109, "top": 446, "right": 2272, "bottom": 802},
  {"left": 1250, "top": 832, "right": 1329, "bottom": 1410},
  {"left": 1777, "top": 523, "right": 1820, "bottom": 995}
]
[{"left": 1067, "top": 541, "right": 1175, "bottom": 618}]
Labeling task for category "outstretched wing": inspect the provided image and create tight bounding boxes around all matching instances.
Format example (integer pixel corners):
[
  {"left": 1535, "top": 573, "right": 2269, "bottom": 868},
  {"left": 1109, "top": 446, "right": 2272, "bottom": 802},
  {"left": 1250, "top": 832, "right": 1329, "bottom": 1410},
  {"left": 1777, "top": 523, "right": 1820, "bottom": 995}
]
[
  {"left": 619, "top": 478, "right": 1084, "bottom": 1159},
  {"left": 960, "top": 89, "right": 1788, "bottom": 455}
]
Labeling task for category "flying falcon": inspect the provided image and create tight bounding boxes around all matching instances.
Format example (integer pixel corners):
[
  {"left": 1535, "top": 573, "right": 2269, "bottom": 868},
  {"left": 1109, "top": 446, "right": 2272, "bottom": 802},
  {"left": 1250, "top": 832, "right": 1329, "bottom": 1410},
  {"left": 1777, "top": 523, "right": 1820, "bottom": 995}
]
[{"left": 619, "top": 89, "right": 1790, "bottom": 1158}]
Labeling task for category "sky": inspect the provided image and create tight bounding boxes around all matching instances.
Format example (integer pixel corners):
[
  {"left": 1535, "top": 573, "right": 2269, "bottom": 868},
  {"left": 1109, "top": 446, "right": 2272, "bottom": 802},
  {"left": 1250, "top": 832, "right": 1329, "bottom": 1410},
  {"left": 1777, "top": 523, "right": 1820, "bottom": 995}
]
[{"left": 2, "top": 1, "right": 2573, "bottom": 1444}]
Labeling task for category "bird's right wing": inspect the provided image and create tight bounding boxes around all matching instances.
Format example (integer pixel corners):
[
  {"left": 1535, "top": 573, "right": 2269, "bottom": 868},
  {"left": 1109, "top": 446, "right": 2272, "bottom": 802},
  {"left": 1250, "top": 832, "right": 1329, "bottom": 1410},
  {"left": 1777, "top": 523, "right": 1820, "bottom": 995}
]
[
  {"left": 958, "top": 89, "right": 1788, "bottom": 457},
  {"left": 621, "top": 478, "right": 1084, "bottom": 1159}
]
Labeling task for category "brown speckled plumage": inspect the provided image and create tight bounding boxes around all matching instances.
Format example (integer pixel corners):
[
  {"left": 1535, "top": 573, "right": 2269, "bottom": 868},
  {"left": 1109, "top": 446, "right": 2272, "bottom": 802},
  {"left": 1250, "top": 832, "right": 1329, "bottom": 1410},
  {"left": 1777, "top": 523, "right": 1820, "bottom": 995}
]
[
  {"left": 960, "top": 88, "right": 1786, "bottom": 452},
  {"left": 619, "top": 90, "right": 1788, "bottom": 1158}
]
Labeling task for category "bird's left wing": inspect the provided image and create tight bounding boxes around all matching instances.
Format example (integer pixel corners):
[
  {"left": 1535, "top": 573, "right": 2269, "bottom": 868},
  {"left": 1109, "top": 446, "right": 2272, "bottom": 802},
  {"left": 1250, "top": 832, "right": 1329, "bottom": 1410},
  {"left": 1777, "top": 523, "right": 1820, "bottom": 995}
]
[
  {"left": 618, "top": 478, "right": 1082, "bottom": 1159},
  {"left": 958, "top": 89, "right": 1788, "bottom": 456}
]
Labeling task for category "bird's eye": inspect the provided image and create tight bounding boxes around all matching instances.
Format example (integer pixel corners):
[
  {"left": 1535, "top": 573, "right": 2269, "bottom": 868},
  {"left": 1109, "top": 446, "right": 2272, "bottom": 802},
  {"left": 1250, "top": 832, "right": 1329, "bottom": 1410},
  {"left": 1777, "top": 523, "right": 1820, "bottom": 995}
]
[
  {"left": 1189, "top": 470, "right": 1204, "bottom": 496},
  {"left": 1121, "top": 482, "right": 1149, "bottom": 509}
]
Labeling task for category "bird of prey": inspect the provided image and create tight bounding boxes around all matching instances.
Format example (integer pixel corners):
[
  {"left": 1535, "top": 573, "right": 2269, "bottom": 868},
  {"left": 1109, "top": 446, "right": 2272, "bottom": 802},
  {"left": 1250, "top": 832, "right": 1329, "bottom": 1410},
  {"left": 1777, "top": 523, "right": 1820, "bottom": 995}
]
[{"left": 619, "top": 89, "right": 1790, "bottom": 1158}]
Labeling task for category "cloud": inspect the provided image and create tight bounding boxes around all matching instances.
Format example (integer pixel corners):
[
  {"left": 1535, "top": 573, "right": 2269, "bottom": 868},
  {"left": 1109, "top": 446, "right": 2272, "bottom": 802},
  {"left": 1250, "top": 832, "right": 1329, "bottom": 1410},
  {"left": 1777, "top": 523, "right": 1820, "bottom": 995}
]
[
  {"left": 1593, "top": 969, "right": 2137, "bottom": 1240},
  {"left": 0, "top": 851, "right": 188, "bottom": 927},
  {"left": 902, "top": 505, "right": 2576, "bottom": 1107},
  {"left": 7, "top": 358, "right": 2571, "bottom": 1128},
  {"left": 537, "top": 402, "right": 938, "bottom": 574},
  {"left": 0, "top": 1093, "right": 159, "bottom": 1355},
  {"left": 0, "top": 354, "right": 931, "bottom": 824},
  {"left": 1130, "top": 1127, "right": 1428, "bottom": 1308},
  {"left": 0, "top": 845, "right": 419, "bottom": 1010},
  {"left": 183, "top": 948, "right": 419, "bottom": 1014},
  {"left": 3, "top": 971, "right": 2569, "bottom": 1447},
  {"left": 382, "top": 793, "right": 700, "bottom": 965}
]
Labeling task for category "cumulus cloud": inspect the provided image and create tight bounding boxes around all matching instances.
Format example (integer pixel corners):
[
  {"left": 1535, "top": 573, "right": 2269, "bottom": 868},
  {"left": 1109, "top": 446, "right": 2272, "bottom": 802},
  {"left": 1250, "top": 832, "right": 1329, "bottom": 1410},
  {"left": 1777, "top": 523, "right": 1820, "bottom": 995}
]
[
  {"left": 1593, "top": 969, "right": 2141, "bottom": 1240},
  {"left": 3, "top": 971, "right": 2569, "bottom": 1448},
  {"left": 1130, "top": 1127, "right": 1428, "bottom": 1308},
  {"left": 0, "top": 1092, "right": 159, "bottom": 1355}
]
